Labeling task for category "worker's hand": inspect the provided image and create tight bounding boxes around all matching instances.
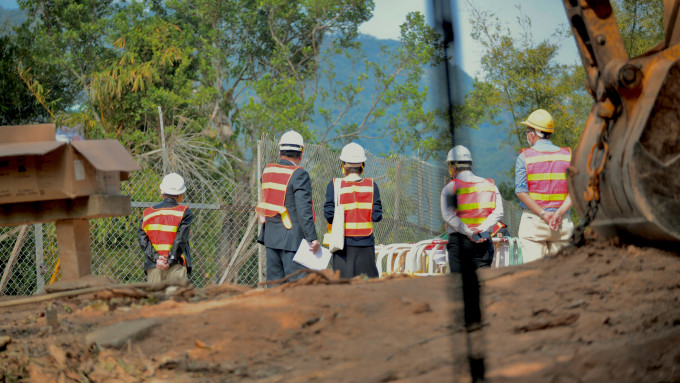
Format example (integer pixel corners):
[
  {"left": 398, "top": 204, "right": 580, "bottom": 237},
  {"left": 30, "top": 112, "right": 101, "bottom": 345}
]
[
  {"left": 156, "top": 256, "right": 169, "bottom": 270},
  {"left": 541, "top": 210, "right": 554, "bottom": 223},
  {"left": 467, "top": 230, "right": 484, "bottom": 243},
  {"left": 309, "top": 240, "right": 320, "bottom": 253},
  {"left": 549, "top": 211, "right": 563, "bottom": 231}
]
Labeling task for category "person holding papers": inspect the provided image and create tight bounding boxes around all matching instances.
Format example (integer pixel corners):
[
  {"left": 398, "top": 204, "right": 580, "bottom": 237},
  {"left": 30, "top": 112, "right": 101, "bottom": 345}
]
[
  {"left": 256, "top": 131, "right": 319, "bottom": 282},
  {"left": 324, "top": 143, "right": 382, "bottom": 278}
]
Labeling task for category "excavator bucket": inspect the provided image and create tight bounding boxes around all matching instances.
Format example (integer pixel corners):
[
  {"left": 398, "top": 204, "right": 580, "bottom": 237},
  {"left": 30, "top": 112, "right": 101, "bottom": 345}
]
[{"left": 563, "top": 0, "right": 680, "bottom": 245}]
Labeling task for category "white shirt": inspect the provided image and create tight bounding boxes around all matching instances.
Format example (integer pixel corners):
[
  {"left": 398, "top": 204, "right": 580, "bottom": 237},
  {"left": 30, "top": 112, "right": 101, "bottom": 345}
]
[{"left": 440, "top": 170, "right": 504, "bottom": 236}]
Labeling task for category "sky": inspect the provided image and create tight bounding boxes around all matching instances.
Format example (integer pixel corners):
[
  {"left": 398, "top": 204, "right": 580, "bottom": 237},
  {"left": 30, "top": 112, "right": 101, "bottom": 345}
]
[
  {"left": 0, "top": 1, "right": 18, "bottom": 9},
  {"left": 358, "top": 0, "right": 581, "bottom": 77}
]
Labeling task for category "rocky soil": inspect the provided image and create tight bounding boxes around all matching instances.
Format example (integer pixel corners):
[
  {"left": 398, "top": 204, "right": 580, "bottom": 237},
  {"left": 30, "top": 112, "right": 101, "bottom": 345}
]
[{"left": 0, "top": 240, "right": 678, "bottom": 382}]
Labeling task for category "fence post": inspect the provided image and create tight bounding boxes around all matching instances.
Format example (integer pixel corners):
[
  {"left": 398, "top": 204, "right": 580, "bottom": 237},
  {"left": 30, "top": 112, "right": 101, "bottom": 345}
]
[
  {"left": 34, "top": 223, "right": 44, "bottom": 295},
  {"left": 158, "top": 105, "right": 167, "bottom": 174},
  {"left": 417, "top": 162, "right": 424, "bottom": 229},
  {"left": 392, "top": 160, "right": 401, "bottom": 243},
  {"left": 256, "top": 139, "right": 265, "bottom": 285}
]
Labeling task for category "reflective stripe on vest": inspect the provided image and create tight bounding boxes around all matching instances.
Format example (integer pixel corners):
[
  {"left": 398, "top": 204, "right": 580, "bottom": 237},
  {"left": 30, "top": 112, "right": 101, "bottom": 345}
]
[
  {"left": 338, "top": 178, "right": 374, "bottom": 237},
  {"left": 523, "top": 147, "right": 571, "bottom": 209},
  {"left": 453, "top": 178, "right": 496, "bottom": 229},
  {"left": 142, "top": 205, "right": 188, "bottom": 262},
  {"left": 255, "top": 163, "right": 298, "bottom": 229}
]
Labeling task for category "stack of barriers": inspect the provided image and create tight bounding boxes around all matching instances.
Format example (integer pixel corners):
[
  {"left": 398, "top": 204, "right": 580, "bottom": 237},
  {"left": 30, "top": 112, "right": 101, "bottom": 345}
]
[
  {"left": 375, "top": 237, "right": 523, "bottom": 277},
  {"left": 491, "top": 237, "right": 524, "bottom": 267}
]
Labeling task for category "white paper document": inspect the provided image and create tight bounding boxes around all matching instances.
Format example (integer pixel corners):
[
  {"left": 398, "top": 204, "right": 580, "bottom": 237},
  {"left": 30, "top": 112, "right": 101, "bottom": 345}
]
[{"left": 293, "top": 239, "right": 332, "bottom": 270}]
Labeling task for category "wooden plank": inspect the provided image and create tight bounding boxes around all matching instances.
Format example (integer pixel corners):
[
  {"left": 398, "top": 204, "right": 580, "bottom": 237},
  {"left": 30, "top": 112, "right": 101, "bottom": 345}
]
[
  {"left": 0, "top": 226, "right": 21, "bottom": 242},
  {"left": 0, "top": 194, "right": 131, "bottom": 227},
  {"left": 0, "top": 225, "right": 29, "bottom": 295},
  {"left": 55, "top": 219, "right": 91, "bottom": 281}
]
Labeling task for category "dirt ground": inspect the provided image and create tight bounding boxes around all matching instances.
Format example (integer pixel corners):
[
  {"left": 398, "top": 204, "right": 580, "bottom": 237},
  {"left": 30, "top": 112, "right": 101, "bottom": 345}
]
[{"left": 0, "top": 240, "right": 679, "bottom": 383}]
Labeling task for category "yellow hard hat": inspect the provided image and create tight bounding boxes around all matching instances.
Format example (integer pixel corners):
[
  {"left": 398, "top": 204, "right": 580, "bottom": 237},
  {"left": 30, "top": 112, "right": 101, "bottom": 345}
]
[{"left": 521, "top": 109, "right": 554, "bottom": 133}]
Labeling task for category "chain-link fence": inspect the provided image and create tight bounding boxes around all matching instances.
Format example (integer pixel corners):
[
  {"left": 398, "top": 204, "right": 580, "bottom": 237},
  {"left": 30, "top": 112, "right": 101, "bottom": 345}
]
[
  {"left": 0, "top": 137, "right": 522, "bottom": 296},
  {"left": 258, "top": 138, "right": 450, "bottom": 247}
]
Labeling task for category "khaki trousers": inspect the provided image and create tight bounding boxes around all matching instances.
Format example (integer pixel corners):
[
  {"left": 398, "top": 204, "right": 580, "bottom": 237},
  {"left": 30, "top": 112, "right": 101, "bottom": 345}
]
[
  {"left": 146, "top": 264, "right": 188, "bottom": 284},
  {"left": 518, "top": 211, "right": 573, "bottom": 263}
]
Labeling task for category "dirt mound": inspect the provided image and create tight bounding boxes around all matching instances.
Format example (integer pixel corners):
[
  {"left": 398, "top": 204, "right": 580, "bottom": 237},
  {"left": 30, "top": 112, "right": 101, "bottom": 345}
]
[{"left": 0, "top": 241, "right": 678, "bottom": 382}]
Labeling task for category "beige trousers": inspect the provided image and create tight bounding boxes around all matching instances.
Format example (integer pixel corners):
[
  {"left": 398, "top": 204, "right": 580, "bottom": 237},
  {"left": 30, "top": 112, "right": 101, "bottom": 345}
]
[
  {"left": 518, "top": 211, "right": 573, "bottom": 263},
  {"left": 146, "top": 264, "right": 188, "bottom": 284}
]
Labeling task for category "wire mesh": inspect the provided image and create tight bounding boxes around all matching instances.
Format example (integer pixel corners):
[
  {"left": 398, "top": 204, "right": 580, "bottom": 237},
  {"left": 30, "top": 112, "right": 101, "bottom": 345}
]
[{"left": 0, "top": 137, "right": 522, "bottom": 296}]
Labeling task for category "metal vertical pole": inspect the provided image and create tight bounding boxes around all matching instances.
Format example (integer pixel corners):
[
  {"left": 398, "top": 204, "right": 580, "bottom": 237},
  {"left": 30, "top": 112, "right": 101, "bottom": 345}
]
[
  {"left": 158, "top": 106, "right": 167, "bottom": 174},
  {"left": 34, "top": 223, "right": 44, "bottom": 295},
  {"left": 256, "top": 139, "right": 265, "bottom": 285}
]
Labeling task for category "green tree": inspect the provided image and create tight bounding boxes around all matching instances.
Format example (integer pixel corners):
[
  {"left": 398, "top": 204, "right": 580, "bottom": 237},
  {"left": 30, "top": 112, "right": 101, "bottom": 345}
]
[
  {"left": 462, "top": 2, "right": 590, "bottom": 156},
  {"left": 240, "top": 10, "right": 447, "bottom": 161},
  {"left": 16, "top": 0, "right": 118, "bottom": 127},
  {"left": 13, "top": 0, "right": 447, "bottom": 173},
  {"left": 612, "top": 0, "right": 665, "bottom": 58}
]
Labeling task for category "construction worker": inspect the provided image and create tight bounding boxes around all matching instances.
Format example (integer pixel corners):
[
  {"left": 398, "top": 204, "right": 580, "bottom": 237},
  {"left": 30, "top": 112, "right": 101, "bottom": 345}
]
[
  {"left": 138, "top": 173, "right": 193, "bottom": 283},
  {"left": 323, "top": 142, "right": 382, "bottom": 278},
  {"left": 256, "top": 130, "right": 319, "bottom": 282},
  {"left": 515, "top": 109, "right": 574, "bottom": 262},
  {"left": 440, "top": 145, "right": 504, "bottom": 272}
]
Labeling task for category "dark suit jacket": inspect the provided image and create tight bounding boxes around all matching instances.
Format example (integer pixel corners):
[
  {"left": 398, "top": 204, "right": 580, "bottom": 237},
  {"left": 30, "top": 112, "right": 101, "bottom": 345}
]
[{"left": 257, "top": 159, "right": 318, "bottom": 251}]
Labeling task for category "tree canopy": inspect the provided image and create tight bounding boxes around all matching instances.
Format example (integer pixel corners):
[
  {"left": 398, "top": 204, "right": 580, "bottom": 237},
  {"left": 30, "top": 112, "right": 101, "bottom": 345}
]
[{"left": 8, "top": 0, "right": 447, "bottom": 183}]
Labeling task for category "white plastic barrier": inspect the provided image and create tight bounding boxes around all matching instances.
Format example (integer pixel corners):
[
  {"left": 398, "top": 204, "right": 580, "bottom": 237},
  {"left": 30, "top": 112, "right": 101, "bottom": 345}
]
[
  {"left": 376, "top": 237, "right": 523, "bottom": 277},
  {"left": 404, "top": 239, "right": 449, "bottom": 275},
  {"left": 375, "top": 243, "right": 415, "bottom": 277},
  {"left": 491, "top": 237, "right": 523, "bottom": 267}
]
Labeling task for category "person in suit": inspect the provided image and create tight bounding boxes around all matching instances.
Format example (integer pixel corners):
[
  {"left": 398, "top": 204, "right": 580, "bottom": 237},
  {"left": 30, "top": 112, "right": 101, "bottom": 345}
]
[
  {"left": 323, "top": 142, "right": 382, "bottom": 278},
  {"left": 256, "top": 130, "right": 319, "bottom": 282}
]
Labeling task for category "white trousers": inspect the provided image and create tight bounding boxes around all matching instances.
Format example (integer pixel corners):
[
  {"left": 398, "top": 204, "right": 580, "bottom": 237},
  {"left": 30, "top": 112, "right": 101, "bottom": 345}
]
[{"left": 518, "top": 211, "right": 573, "bottom": 263}]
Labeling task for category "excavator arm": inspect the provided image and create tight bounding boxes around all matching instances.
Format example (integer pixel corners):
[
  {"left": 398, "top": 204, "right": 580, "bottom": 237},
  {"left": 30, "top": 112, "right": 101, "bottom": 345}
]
[{"left": 563, "top": 0, "right": 680, "bottom": 245}]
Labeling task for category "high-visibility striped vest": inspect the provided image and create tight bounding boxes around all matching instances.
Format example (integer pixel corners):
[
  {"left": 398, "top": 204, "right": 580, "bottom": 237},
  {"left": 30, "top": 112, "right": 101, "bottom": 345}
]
[
  {"left": 338, "top": 178, "right": 374, "bottom": 237},
  {"left": 523, "top": 147, "right": 571, "bottom": 209},
  {"left": 142, "top": 205, "right": 188, "bottom": 265},
  {"left": 452, "top": 178, "right": 496, "bottom": 229},
  {"left": 491, "top": 221, "right": 507, "bottom": 237},
  {"left": 255, "top": 163, "right": 298, "bottom": 229}
]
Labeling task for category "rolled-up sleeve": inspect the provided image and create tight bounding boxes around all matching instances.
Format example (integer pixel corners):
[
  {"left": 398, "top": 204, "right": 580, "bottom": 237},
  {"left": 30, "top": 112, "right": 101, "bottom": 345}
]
[{"left": 514, "top": 153, "right": 528, "bottom": 194}]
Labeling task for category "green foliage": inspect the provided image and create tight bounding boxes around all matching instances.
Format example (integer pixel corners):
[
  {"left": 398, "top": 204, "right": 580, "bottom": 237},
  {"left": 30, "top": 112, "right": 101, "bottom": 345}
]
[
  {"left": 0, "top": 33, "right": 45, "bottom": 124},
  {"left": 8, "top": 0, "right": 447, "bottom": 178},
  {"left": 462, "top": 1, "right": 591, "bottom": 162},
  {"left": 612, "top": 0, "right": 664, "bottom": 58},
  {"left": 309, "top": 12, "right": 447, "bottom": 159}
]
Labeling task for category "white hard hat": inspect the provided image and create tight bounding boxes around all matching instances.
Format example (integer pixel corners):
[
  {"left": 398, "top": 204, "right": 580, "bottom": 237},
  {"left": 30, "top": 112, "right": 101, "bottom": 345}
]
[
  {"left": 279, "top": 131, "right": 304, "bottom": 151},
  {"left": 160, "top": 173, "right": 186, "bottom": 195},
  {"left": 445, "top": 145, "right": 472, "bottom": 163},
  {"left": 339, "top": 142, "right": 366, "bottom": 163}
]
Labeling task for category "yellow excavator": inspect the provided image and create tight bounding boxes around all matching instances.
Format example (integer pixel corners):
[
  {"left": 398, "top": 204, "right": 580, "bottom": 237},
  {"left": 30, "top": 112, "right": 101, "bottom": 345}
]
[{"left": 563, "top": 0, "right": 680, "bottom": 246}]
